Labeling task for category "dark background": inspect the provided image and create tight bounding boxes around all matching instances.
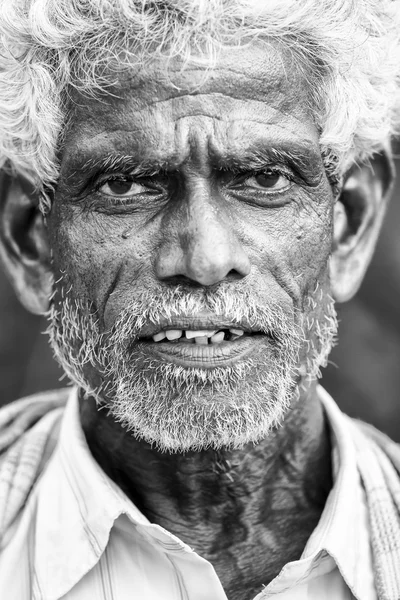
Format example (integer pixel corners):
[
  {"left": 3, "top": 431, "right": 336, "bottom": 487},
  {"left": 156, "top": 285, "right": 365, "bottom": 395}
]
[{"left": 1, "top": 146, "right": 400, "bottom": 440}]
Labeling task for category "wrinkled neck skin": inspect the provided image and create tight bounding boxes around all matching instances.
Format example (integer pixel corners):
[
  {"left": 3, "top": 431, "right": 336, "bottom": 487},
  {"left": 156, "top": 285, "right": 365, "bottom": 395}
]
[{"left": 80, "top": 380, "right": 332, "bottom": 600}]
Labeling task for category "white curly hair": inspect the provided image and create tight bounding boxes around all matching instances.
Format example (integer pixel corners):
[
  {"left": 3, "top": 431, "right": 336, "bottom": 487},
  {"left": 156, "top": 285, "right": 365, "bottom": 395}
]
[{"left": 0, "top": 0, "right": 399, "bottom": 212}]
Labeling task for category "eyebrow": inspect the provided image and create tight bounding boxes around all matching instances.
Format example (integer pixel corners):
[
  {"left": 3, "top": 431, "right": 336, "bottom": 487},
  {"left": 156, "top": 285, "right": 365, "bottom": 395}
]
[
  {"left": 212, "top": 144, "right": 322, "bottom": 185},
  {"left": 67, "top": 140, "right": 323, "bottom": 191},
  {"left": 80, "top": 154, "right": 170, "bottom": 177}
]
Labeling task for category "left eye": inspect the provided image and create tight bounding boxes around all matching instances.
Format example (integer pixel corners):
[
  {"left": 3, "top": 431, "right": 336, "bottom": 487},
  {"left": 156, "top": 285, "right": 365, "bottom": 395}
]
[
  {"left": 98, "top": 178, "right": 150, "bottom": 197},
  {"left": 243, "top": 172, "right": 292, "bottom": 191}
]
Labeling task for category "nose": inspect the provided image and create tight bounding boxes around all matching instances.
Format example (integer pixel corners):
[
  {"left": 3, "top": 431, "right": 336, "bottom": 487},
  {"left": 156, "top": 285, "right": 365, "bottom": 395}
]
[{"left": 155, "top": 182, "right": 251, "bottom": 287}]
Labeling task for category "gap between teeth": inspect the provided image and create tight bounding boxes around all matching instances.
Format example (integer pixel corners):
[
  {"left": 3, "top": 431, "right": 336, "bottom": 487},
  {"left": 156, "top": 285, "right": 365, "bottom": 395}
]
[{"left": 152, "top": 328, "right": 245, "bottom": 343}]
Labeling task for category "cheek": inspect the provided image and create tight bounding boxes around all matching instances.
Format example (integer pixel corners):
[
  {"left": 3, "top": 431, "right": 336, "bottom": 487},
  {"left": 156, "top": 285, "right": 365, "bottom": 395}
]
[
  {"left": 240, "top": 191, "right": 333, "bottom": 305},
  {"left": 289, "top": 208, "right": 333, "bottom": 287},
  {"left": 48, "top": 207, "right": 154, "bottom": 324}
]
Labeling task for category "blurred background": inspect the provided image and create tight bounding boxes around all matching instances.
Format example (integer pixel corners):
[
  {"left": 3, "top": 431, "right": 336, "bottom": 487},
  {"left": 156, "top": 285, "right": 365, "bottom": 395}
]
[{"left": 1, "top": 144, "right": 400, "bottom": 440}]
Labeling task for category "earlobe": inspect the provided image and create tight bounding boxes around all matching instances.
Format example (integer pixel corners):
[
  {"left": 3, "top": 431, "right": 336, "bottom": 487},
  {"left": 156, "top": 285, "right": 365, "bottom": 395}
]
[
  {"left": 0, "top": 171, "right": 53, "bottom": 315},
  {"left": 329, "top": 150, "right": 394, "bottom": 303}
]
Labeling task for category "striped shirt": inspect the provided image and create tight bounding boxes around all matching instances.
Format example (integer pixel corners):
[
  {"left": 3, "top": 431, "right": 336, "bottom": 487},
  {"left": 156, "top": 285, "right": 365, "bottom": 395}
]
[{"left": 0, "top": 386, "right": 377, "bottom": 600}]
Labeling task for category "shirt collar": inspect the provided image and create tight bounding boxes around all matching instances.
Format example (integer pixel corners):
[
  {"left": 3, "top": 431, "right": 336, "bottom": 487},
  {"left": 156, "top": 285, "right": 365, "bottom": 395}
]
[
  {"left": 305, "top": 385, "right": 375, "bottom": 600},
  {"left": 32, "top": 385, "right": 374, "bottom": 600},
  {"left": 32, "top": 387, "right": 149, "bottom": 600},
  {"left": 254, "top": 386, "right": 374, "bottom": 600}
]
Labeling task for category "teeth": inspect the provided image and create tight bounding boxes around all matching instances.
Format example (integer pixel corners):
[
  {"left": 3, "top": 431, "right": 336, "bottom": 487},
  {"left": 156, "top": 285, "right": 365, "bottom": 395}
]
[
  {"left": 210, "top": 331, "right": 225, "bottom": 344},
  {"left": 185, "top": 330, "right": 216, "bottom": 339},
  {"left": 229, "top": 328, "right": 244, "bottom": 336},
  {"left": 165, "top": 329, "right": 183, "bottom": 340},
  {"left": 152, "top": 328, "right": 244, "bottom": 343},
  {"left": 153, "top": 332, "right": 166, "bottom": 342}
]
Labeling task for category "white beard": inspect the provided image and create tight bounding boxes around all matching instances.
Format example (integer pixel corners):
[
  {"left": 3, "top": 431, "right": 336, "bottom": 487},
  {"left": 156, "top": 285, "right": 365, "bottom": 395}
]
[{"left": 47, "top": 281, "right": 337, "bottom": 452}]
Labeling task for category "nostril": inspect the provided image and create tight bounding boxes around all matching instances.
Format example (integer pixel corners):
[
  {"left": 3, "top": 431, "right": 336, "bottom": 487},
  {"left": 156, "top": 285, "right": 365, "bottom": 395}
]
[
  {"left": 161, "top": 270, "right": 247, "bottom": 289},
  {"left": 225, "top": 269, "right": 247, "bottom": 282}
]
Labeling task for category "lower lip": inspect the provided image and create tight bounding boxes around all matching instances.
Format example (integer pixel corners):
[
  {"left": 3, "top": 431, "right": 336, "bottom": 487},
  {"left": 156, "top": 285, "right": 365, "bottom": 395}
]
[{"left": 138, "top": 335, "right": 266, "bottom": 368}]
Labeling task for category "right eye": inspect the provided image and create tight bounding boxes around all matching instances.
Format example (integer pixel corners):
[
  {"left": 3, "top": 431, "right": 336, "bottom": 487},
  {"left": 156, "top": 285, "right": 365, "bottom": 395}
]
[{"left": 98, "top": 178, "right": 152, "bottom": 197}]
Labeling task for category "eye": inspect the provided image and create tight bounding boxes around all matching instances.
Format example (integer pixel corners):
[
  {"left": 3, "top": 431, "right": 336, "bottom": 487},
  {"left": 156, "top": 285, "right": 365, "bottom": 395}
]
[
  {"left": 243, "top": 171, "right": 292, "bottom": 191},
  {"left": 98, "top": 178, "right": 151, "bottom": 197}
]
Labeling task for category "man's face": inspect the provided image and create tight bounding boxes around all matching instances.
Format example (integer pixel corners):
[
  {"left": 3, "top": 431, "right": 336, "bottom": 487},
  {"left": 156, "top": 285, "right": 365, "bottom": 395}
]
[{"left": 47, "top": 41, "right": 337, "bottom": 451}]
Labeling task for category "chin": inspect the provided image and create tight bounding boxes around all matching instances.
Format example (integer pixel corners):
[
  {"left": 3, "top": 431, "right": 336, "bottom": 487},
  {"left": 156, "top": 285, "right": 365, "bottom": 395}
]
[
  {"left": 47, "top": 282, "right": 336, "bottom": 452},
  {"left": 96, "top": 356, "right": 300, "bottom": 453}
]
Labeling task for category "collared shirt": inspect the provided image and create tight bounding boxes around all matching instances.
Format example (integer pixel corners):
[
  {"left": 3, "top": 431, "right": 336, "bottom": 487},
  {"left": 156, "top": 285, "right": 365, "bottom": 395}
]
[{"left": 0, "top": 386, "right": 377, "bottom": 600}]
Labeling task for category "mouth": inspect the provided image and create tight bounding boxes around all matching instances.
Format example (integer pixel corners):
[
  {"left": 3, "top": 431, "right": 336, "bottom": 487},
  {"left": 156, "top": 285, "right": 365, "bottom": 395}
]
[
  {"left": 141, "top": 326, "right": 255, "bottom": 344},
  {"left": 136, "top": 325, "right": 269, "bottom": 368}
]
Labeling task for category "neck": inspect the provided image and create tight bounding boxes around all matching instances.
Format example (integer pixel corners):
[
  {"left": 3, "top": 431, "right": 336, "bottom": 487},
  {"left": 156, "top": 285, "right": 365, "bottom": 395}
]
[{"left": 80, "top": 382, "right": 332, "bottom": 597}]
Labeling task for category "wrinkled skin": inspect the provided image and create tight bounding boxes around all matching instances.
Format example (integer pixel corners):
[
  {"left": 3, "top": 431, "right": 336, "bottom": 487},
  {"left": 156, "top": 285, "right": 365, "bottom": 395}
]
[{"left": 45, "top": 43, "right": 337, "bottom": 599}]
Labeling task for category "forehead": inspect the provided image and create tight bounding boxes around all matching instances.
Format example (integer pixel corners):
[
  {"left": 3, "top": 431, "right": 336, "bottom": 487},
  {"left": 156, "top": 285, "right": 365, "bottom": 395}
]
[{"left": 61, "top": 42, "right": 321, "bottom": 174}]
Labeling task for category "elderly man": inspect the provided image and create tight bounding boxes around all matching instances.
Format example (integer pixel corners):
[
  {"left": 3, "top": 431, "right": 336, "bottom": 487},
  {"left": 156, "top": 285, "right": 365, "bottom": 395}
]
[{"left": 0, "top": 0, "right": 400, "bottom": 598}]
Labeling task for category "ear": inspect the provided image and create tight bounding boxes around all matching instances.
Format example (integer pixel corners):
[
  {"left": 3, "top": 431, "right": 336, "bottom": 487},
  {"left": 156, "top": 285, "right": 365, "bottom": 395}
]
[
  {"left": 0, "top": 170, "right": 53, "bottom": 314},
  {"left": 329, "top": 149, "right": 395, "bottom": 302}
]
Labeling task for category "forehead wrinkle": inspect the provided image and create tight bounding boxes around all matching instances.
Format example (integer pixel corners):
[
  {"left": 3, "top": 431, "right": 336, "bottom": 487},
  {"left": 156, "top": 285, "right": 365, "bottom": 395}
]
[
  {"left": 134, "top": 93, "right": 308, "bottom": 126},
  {"left": 173, "top": 113, "right": 219, "bottom": 173},
  {"left": 117, "top": 40, "right": 300, "bottom": 107},
  {"left": 74, "top": 92, "right": 311, "bottom": 134},
  {"left": 62, "top": 87, "right": 318, "bottom": 161},
  {"left": 60, "top": 92, "right": 321, "bottom": 182}
]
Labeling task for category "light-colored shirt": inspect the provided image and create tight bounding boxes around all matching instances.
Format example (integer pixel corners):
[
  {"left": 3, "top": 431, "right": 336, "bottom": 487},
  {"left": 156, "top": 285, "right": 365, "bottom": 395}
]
[{"left": 0, "top": 386, "right": 377, "bottom": 600}]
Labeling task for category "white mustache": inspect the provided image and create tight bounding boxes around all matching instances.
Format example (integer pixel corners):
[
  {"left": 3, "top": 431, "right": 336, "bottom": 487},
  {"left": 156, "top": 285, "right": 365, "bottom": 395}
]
[{"left": 105, "top": 285, "right": 300, "bottom": 345}]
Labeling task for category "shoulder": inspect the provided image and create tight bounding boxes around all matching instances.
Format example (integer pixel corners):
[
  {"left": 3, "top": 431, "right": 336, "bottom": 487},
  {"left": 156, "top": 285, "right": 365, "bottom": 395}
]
[
  {"left": 348, "top": 418, "right": 400, "bottom": 596},
  {"left": 320, "top": 387, "right": 400, "bottom": 596},
  {"left": 350, "top": 417, "right": 400, "bottom": 472},
  {"left": 0, "top": 388, "right": 69, "bottom": 454},
  {"left": 0, "top": 389, "right": 69, "bottom": 539},
  {"left": 319, "top": 385, "right": 400, "bottom": 470}
]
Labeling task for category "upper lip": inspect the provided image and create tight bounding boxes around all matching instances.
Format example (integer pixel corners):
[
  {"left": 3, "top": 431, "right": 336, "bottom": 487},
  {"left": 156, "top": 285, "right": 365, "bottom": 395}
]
[{"left": 137, "top": 316, "right": 259, "bottom": 338}]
